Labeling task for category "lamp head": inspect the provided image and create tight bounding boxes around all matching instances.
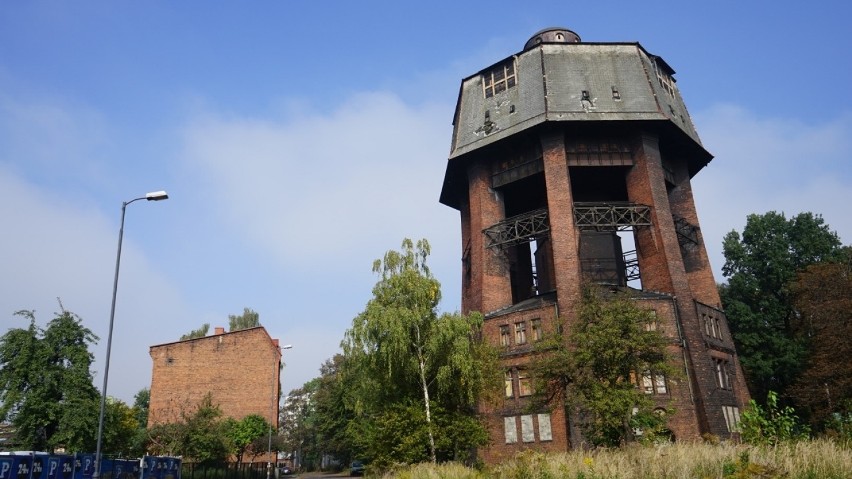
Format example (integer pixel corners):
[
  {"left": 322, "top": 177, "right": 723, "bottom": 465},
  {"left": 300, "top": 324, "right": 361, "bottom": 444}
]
[{"left": 146, "top": 191, "right": 169, "bottom": 201}]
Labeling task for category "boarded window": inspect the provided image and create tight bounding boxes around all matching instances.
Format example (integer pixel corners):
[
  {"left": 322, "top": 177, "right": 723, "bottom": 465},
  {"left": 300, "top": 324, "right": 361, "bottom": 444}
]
[
  {"left": 504, "top": 416, "right": 518, "bottom": 443},
  {"left": 521, "top": 414, "right": 535, "bottom": 442},
  {"left": 538, "top": 413, "right": 553, "bottom": 441},
  {"left": 722, "top": 406, "right": 741, "bottom": 432}
]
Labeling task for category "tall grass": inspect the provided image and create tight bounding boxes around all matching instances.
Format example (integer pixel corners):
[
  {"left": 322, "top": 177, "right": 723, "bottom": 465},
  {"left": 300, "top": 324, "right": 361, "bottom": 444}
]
[{"left": 379, "top": 439, "right": 851, "bottom": 479}]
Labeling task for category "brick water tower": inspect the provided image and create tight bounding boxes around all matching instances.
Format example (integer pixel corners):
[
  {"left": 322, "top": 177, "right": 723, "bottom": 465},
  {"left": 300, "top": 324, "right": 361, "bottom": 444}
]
[{"left": 440, "top": 28, "right": 750, "bottom": 461}]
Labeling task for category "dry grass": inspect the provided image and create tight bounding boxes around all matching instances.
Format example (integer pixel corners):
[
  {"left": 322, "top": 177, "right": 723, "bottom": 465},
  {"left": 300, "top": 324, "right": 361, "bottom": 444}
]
[{"left": 378, "top": 439, "right": 852, "bottom": 478}]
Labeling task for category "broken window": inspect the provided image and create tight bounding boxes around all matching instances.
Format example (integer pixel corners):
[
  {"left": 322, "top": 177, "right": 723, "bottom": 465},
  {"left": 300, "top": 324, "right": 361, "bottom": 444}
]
[
  {"left": 532, "top": 318, "right": 543, "bottom": 341},
  {"left": 500, "top": 325, "right": 511, "bottom": 346},
  {"left": 518, "top": 370, "right": 533, "bottom": 396},
  {"left": 514, "top": 321, "right": 527, "bottom": 345},
  {"left": 483, "top": 59, "right": 517, "bottom": 98}
]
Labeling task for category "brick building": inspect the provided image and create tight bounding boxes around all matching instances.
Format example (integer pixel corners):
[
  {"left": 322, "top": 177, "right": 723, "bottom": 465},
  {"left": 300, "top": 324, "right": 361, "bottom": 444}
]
[
  {"left": 148, "top": 326, "right": 281, "bottom": 452},
  {"left": 439, "top": 28, "right": 750, "bottom": 462}
]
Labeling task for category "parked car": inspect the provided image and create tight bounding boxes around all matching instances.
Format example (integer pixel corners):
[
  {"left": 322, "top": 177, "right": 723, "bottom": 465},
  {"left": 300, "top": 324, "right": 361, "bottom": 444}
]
[
  {"left": 350, "top": 460, "right": 365, "bottom": 476},
  {"left": 278, "top": 465, "right": 293, "bottom": 476}
]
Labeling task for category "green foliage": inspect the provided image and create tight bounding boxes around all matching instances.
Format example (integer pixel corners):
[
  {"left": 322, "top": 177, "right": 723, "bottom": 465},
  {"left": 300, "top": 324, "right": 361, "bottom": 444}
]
[
  {"left": 720, "top": 211, "right": 844, "bottom": 403},
  {"left": 531, "top": 286, "right": 673, "bottom": 447},
  {"left": 0, "top": 308, "right": 100, "bottom": 452},
  {"left": 224, "top": 414, "right": 270, "bottom": 464},
  {"left": 147, "top": 394, "right": 231, "bottom": 466},
  {"left": 739, "top": 391, "right": 810, "bottom": 445},
  {"left": 180, "top": 323, "right": 210, "bottom": 340},
  {"left": 787, "top": 250, "right": 852, "bottom": 430},
  {"left": 102, "top": 398, "right": 140, "bottom": 456},
  {"left": 228, "top": 308, "right": 260, "bottom": 332},
  {"left": 280, "top": 379, "right": 320, "bottom": 469},
  {"left": 311, "top": 355, "right": 359, "bottom": 466},
  {"left": 342, "top": 238, "right": 498, "bottom": 468}
]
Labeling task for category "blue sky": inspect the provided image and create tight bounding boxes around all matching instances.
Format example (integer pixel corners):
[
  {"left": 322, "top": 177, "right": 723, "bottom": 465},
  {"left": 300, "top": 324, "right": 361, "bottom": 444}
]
[{"left": 2, "top": 1, "right": 851, "bottom": 403}]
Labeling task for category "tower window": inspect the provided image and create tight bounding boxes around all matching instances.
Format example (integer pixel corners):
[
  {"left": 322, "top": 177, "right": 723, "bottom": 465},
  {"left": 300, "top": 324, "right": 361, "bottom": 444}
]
[
  {"left": 483, "top": 60, "right": 517, "bottom": 98},
  {"left": 715, "top": 358, "right": 732, "bottom": 390},
  {"left": 505, "top": 370, "right": 514, "bottom": 398},
  {"left": 518, "top": 370, "right": 533, "bottom": 396}
]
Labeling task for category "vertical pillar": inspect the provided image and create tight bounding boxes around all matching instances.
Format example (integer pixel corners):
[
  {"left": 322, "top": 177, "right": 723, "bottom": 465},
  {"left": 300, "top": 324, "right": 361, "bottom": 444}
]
[
  {"left": 465, "top": 159, "right": 513, "bottom": 314},
  {"left": 540, "top": 131, "right": 582, "bottom": 317}
]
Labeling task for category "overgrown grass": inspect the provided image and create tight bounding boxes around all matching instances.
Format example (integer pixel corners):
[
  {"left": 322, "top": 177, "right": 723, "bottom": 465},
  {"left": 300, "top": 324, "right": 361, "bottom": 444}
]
[{"left": 378, "top": 439, "right": 851, "bottom": 478}]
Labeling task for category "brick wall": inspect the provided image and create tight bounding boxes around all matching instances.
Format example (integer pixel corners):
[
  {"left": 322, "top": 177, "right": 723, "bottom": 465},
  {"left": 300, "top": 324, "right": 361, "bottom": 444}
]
[{"left": 148, "top": 326, "right": 281, "bottom": 435}]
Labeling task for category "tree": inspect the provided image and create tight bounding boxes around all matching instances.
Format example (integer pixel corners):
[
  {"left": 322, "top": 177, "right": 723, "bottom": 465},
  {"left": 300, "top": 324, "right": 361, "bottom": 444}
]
[
  {"left": 180, "top": 324, "right": 210, "bottom": 341},
  {"left": 720, "top": 211, "right": 844, "bottom": 403},
  {"left": 786, "top": 249, "right": 852, "bottom": 428},
  {"left": 148, "top": 394, "right": 230, "bottom": 466},
  {"left": 224, "top": 414, "right": 270, "bottom": 465},
  {"left": 102, "top": 397, "right": 139, "bottom": 457},
  {"left": 531, "top": 286, "right": 673, "bottom": 447},
  {"left": 228, "top": 308, "right": 260, "bottom": 332},
  {"left": 0, "top": 308, "right": 100, "bottom": 452},
  {"left": 311, "top": 355, "right": 359, "bottom": 468},
  {"left": 280, "top": 380, "right": 320, "bottom": 470},
  {"left": 129, "top": 388, "right": 151, "bottom": 457},
  {"left": 343, "top": 238, "right": 498, "bottom": 467}
]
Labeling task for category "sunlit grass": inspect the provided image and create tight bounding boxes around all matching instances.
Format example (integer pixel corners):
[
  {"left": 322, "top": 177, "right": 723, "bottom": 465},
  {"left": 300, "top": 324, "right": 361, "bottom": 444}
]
[{"left": 378, "top": 439, "right": 852, "bottom": 478}]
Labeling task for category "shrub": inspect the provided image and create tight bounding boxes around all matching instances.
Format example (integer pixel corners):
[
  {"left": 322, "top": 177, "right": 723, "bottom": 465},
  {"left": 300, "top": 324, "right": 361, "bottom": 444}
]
[{"left": 739, "top": 391, "right": 810, "bottom": 445}]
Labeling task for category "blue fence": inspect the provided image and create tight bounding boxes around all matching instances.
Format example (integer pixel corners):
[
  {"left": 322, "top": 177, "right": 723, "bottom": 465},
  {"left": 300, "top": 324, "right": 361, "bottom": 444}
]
[{"left": 0, "top": 454, "right": 179, "bottom": 479}]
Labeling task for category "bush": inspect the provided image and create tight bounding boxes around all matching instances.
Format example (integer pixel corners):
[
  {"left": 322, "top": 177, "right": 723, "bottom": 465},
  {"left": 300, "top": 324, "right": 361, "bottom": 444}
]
[{"left": 739, "top": 391, "right": 810, "bottom": 445}]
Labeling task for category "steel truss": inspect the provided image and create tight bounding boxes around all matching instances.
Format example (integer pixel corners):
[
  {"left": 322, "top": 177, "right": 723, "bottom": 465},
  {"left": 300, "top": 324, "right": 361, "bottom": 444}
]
[
  {"left": 483, "top": 208, "right": 550, "bottom": 250},
  {"left": 573, "top": 202, "right": 653, "bottom": 231},
  {"left": 673, "top": 215, "right": 700, "bottom": 247}
]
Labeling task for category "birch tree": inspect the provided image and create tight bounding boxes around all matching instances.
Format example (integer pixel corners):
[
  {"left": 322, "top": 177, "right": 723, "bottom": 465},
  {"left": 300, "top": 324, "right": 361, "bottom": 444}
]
[{"left": 344, "top": 238, "right": 497, "bottom": 466}]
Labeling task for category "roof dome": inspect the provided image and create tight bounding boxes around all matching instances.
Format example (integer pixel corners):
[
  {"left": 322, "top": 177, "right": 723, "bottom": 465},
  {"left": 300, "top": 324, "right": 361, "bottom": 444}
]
[{"left": 524, "top": 27, "right": 581, "bottom": 50}]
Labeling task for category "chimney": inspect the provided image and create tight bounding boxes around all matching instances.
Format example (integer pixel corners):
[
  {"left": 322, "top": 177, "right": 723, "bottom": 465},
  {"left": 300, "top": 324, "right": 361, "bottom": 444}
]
[{"left": 214, "top": 327, "right": 225, "bottom": 335}]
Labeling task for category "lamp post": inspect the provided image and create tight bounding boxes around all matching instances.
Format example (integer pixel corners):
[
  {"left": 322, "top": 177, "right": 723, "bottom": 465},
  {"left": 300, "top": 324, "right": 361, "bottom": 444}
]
[
  {"left": 268, "top": 344, "right": 292, "bottom": 479},
  {"left": 93, "top": 191, "right": 168, "bottom": 479}
]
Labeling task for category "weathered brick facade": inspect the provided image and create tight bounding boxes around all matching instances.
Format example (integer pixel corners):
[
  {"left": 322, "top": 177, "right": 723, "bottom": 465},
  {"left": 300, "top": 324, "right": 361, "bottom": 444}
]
[
  {"left": 440, "top": 28, "right": 750, "bottom": 462},
  {"left": 148, "top": 326, "right": 281, "bottom": 450}
]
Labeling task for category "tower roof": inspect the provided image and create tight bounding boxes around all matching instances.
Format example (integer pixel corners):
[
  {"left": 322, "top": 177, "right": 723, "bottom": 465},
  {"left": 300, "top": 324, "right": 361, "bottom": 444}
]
[{"left": 523, "top": 27, "right": 581, "bottom": 50}]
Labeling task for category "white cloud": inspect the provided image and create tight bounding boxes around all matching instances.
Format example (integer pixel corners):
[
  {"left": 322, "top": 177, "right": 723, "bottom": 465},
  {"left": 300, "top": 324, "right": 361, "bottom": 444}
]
[
  {"left": 692, "top": 105, "right": 852, "bottom": 281},
  {"left": 0, "top": 165, "right": 194, "bottom": 402}
]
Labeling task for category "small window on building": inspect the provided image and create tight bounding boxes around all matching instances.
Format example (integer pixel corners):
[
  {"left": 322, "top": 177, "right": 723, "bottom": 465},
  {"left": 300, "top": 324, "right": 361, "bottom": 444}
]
[
  {"left": 483, "top": 60, "right": 517, "bottom": 98},
  {"left": 656, "top": 64, "right": 676, "bottom": 98},
  {"left": 642, "top": 371, "right": 668, "bottom": 394},
  {"left": 504, "top": 416, "right": 518, "bottom": 443},
  {"left": 521, "top": 414, "right": 535, "bottom": 442},
  {"left": 532, "top": 318, "right": 543, "bottom": 341},
  {"left": 500, "top": 325, "right": 511, "bottom": 346},
  {"left": 515, "top": 321, "right": 527, "bottom": 345},
  {"left": 644, "top": 310, "right": 658, "bottom": 332},
  {"left": 538, "top": 413, "right": 553, "bottom": 441},
  {"left": 704, "top": 313, "right": 722, "bottom": 339},
  {"left": 722, "top": 406, "right": 741, "bottom": 432},
  {"left": 518, "top": 370, "right": 533, "bottom": 396},
  {"left": 505, "top": 370, "right": 514, "bottom": 398},
  {"left": 715, "top": 359, "right": 732, "bottom": 390}
]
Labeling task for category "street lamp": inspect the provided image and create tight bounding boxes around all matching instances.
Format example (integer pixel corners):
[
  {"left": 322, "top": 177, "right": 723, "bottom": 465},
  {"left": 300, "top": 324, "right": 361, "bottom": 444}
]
[
  {"left": 268, "top": 344, "right": 292, "bottom": 479},
  {"left": 93, "top": 191, "right": 169, "bottom": 479}
]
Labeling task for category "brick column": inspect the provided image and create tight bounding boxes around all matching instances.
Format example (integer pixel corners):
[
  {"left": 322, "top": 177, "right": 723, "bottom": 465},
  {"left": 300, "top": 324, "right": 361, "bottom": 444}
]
[{"left": 465, "top": 159, "right": 513, "bottom": 314}]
